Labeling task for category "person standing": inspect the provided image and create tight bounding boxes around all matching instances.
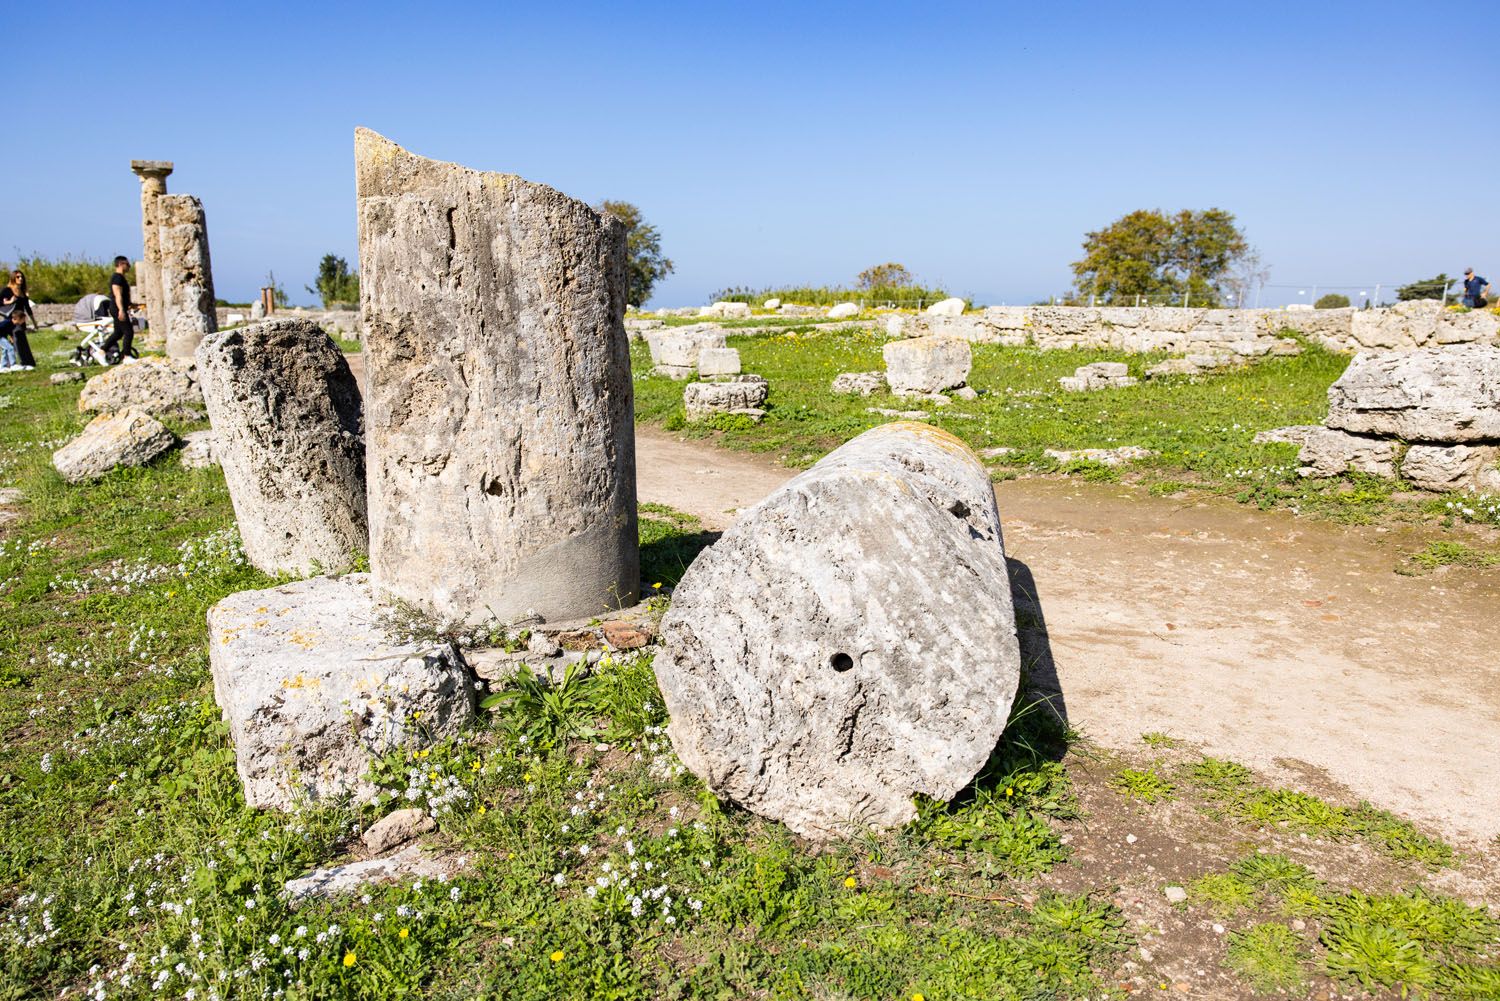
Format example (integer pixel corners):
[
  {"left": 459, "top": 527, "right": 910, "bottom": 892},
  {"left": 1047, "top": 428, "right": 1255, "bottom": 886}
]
[
  {"left": 0, "top": 311, "right": 21, "bottom": 372},
  {"left": 0, "top": 269, "right": 36, "bottom": 369},
  {"left": 100, "top": 256, "right": 135, "bottom": 363},
  {"left": 1462, "top": 268, "right": 1489, "bottom": 308}
]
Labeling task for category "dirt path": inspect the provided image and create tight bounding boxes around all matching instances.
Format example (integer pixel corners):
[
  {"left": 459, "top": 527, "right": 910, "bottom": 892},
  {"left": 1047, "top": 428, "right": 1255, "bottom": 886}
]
[{"left": 635, "top": 426, "right": 1500, "bottom": 848}]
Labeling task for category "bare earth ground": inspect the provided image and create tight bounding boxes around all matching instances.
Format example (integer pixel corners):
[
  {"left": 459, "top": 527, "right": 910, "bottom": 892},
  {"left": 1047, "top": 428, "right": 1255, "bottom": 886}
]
[{"left": 635, "top": 426, "right": 1500, "bottom": 850}]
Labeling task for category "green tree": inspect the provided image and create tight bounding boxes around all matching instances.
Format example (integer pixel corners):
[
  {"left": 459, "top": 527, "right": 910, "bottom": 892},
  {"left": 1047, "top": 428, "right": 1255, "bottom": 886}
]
[
  {"left": 305, "top": 254, "right": 360, "bottom": 308},
  {"left": 1396, "top": 274, "right": 1453, "bottom": 301},
  {"left": 1315, "top": 293, "right": 1351, "bottom": 309},
  {"left": 1070, "top": 208, "right": 1249, "bottom": 306},
  {"left": 856, "top": 262, "right": 914, "bottom": 289},
  {"left": 598, "top": 201, "right": 673, "bottom": 306}
]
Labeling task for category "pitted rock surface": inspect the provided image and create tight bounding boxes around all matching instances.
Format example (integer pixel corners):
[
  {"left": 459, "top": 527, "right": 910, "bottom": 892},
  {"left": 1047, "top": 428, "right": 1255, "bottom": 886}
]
[
  {"left": 196, "top": 319, "right": 367, "bottom": 575},
  {"left": 882, "top": 335, "right": 971, "bottom": 394},
  {"left": 1326, "top": 345, "right": 1500, "bottom": 443},
  {"left": 655, "top": 422, "right": 1021, "bottom": 840},
  {"left": 355, "top": 127, "right": 638, "bottom": 625},
  {"left": 53, "top": 408, "right": 175, "bottom": 482},
  {"left": 78, "top": 356, "right": 202, "bottom": 417}
]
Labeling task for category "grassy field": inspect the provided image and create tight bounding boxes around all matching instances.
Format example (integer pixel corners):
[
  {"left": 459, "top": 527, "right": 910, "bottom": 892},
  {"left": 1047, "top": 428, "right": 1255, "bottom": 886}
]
[
  {"left": 1, "top": 330, "right": 1497, "bottom": 999},
  {"left": 631, "top": 325, "right": 1500, "bottom": 531}
]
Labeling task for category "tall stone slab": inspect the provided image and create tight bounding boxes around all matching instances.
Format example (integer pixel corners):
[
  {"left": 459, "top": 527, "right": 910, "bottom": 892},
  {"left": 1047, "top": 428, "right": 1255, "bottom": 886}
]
[
  {"left": 130, "top": 160, "right": 172, "bottom": 347},
  {"left": 157, "top": 194, "right": 218, "bottom": 358},
  {"left": 196, "top": 319, "right": 368, "bottom": 576},
  {"left": 354, "top": 128, "right": 638, "bottom": 625}
]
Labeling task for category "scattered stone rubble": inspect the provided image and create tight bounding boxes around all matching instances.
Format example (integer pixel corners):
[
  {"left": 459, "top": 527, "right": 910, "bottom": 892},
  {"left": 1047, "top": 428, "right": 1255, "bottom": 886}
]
[
  {"left": 52, "top": 408, "right": 175, "bottom": 482},
  {"left": 655, "top": 422, "right": 1021, "bottom": 841},
  {"left": 644, "top": 326, "right": 727, "bottom": 379},
  {"left": 78, "top": 356, "right": 203, "bottom": 417},
  {"left": 284, "top": 846, "right": 464, "bottom": 906},
  {"left": 831, "top": 371, "right": 886, "bottom": 396},
  {"left": 883, "top": 335, "right": 972, "bottom": 395},
  {"left": 1059, "top": 362, "right": 1136, "bottom": 392},
  {"left": 683, "top": 375, "right": 768, "bottom": 422},
  {"left": 1045, "top": 446, "right": 1157, "bottom": 466},
  {"left": 178, "top": 429, "right": 218, "bottom": 468}
]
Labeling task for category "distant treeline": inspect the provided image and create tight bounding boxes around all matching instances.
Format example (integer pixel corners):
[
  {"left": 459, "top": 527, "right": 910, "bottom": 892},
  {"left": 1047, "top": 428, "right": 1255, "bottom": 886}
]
[
  {"left": 1, "top": 253, "right": 130, "bottom": 303},
  {"left": 710, "top": 283, "right": 952, "bottom": 307}
]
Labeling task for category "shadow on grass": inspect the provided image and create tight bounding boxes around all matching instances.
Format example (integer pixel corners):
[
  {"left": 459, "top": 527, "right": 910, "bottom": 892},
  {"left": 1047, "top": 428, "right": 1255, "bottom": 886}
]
[{"left": 639, "top": 525, "right": 720, "bottom": 589}]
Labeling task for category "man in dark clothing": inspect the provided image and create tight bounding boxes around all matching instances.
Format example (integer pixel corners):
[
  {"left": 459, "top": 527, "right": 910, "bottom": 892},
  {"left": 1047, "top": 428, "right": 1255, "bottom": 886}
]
[
  {"left": 1462, "top": 269, "right": 1489, "bottom": 308},
  {"left": 101, "top": 256, "right": 135, "bottom": 362}
]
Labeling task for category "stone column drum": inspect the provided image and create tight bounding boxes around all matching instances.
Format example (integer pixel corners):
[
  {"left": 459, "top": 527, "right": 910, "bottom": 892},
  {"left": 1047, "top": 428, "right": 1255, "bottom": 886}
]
[
  {"left": 354, "top": 127, "right": 638, "bottom": 625},
  {"left": 195, "top": 319, "right": 367, "bottom": 576},
  {"left": 129, "top": 159, "right": 172, "bottom": 348},
  {"left": 157, "top": 194, "right": 218, "bottom": 358}
]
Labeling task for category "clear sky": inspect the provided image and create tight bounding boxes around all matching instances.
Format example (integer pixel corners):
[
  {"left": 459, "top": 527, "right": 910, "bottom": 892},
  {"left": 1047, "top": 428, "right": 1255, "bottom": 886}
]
[{"left": 9, "top": 1, "right": 1497, "bottom": 308}]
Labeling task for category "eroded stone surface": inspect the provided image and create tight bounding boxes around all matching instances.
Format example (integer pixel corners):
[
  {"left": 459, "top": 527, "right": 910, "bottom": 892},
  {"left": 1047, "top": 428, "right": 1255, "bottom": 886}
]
[
  {"left": 362, "top": 808, "right": 436, "bottom": 854},
  {"left": 53, "top": 409, "right": 175, "bottom": 482},
  {"left": 655, "top": 422, "right": 1021, "bottom": 840},
  {"left": 683, "top": 375, "right": 768, "bottom": 421},
  {"left": 1297, "top": 428, "right": 1399, "bottom": 478},
  {"left": 356, "top": 128, "right": 638, "bottom": 625},
  {"left": 832, "top": 371, "right": 886, "bottom": 396},
  {"left": 1326, "top": 345, "right": 1500, "bottom": 443},
  {"left": 1059, "top": 361, "right": 1137, "bottom": 392},
  {"left": 697, "top": 347, "right": 742, "bottom": 377},
  {"left": 157, "top": 194, "right": 218, "bottom": 358},
  {"left": 883, "top": 335, "right": 971, "bottom": 393},
  {"left": 196, "top": 319, "right": 367, "bottom": 576},
  {"left": 179, "top": 429, "right": 218, "bottom": 469},
  {"left": 827, "top": 302, "right": 860, "bottom": 319},
  {"left": 208, "top": 574, "right": 475, "bottom": 811},
  {"left": 284, "top": 846, "right": 463, "bottom": 906},
  {"left": 1400, "top": 444, "right": 1500, "bottom": 493},
  {"left": 78, "top": 356, "right": 202, "bottom": 417},
  {"left": 1253, "top": 425, "right": 1321, "bottom": 446}
]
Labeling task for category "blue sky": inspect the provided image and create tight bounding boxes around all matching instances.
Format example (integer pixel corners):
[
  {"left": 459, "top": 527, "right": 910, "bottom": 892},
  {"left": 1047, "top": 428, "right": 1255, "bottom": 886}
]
[{"left": 10, "top": 1, "right": 1497, "bottom": 307}]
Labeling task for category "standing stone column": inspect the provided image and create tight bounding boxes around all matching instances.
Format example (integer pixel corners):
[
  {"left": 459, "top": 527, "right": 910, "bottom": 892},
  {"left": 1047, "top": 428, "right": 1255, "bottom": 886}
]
[
  {"left": 130, "top": 160, "right": 172, "bottom": 346},
  {"left": 354, "top": 127, "right": 638, "bottom": 625},
  {"left": 157, "top": 194, "right": 218, "bottom": 358}
]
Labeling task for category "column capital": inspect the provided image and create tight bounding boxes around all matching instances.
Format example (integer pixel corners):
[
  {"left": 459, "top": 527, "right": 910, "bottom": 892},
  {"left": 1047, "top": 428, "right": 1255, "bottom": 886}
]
[{"left": 130, "top": 160, "right": 174, "bottom": 180}]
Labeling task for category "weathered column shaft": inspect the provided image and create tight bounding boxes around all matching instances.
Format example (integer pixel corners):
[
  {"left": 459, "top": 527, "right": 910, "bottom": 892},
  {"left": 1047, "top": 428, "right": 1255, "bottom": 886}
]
[
  {"left": 129, "top": 160, "right": 172, "bottom": 343},
  {"left": 354, "top": 127, "right": 638, "bottom": 625},
  {"left": 156, "top": 194, "right": 217, "bottom": 358}
]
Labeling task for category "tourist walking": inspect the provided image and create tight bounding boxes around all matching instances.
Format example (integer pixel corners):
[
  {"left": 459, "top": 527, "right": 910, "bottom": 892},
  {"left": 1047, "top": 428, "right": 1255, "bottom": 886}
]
[
  {"left": 1462, "top": 268, "right": 1489, "bottom": 308},
  {"left": 100, "top": 256, "right": 135, "bottom": 363},
  {"left": 0, "top": 268, "right": 37, "bottom": 368}
]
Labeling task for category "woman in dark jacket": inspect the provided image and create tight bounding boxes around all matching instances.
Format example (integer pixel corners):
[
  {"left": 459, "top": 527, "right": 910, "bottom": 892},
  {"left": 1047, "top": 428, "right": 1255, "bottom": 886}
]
[{"left": 0, "top": 270, "right": 38, "bottom": 368}]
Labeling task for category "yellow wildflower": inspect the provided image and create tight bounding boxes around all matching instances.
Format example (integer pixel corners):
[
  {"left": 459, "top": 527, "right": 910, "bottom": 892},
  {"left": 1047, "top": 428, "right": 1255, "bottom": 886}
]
[
  {"left": 399, "top": 927, "right": 409, "bottom": 939},
  {"left": 550, "top": 950, "right": 565, "bottom": 963},
  {"left": 343, "top": 951, "right": 357, "bottom": 967},
  {"left": 843, "top": 876, "right": 857, "bottom": 888}
]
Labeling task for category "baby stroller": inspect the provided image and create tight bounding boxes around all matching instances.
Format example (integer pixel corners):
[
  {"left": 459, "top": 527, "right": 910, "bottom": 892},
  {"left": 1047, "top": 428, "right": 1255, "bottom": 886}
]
[{"left": 70, "top": 294, "right": 137, "bottom": 367}]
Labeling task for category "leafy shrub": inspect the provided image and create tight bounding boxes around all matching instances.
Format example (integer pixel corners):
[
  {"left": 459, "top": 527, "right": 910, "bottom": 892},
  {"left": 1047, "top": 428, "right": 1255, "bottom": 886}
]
[{"left": 1, "top": 252, "right": 129, "bottom": 303}]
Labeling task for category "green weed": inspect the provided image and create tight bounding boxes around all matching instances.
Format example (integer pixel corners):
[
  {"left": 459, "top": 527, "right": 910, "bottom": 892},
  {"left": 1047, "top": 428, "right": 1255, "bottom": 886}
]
[
  {"left": 1111, "top": 766, "right": 1176, "bottom": 803},
  {"left": 1226, "top": 923, "right": 1310, "bottom": 994}
]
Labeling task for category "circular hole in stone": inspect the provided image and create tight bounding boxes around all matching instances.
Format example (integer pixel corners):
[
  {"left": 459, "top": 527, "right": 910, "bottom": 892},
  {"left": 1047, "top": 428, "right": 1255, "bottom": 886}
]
[{"left": 829, "top": 652, "right": 854, "bottom": 672}]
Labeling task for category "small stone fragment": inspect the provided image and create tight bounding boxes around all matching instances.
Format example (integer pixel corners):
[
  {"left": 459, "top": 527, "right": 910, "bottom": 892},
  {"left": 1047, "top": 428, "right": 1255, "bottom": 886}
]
[
  {"left": 1296, "top": 428, "right": 1398, "bottom": 478},
  {"left": 683, "top": 375, "right": 769, "bottom": 421},
  {"left": 178, "top": 429, "right": 219, "bottom": 469},
  {"left": 284, "top": 846, "right": 462, "bottom": 907},
  {"left": 361, "top": 808, "right": 436, "bottom": 854},
  {"left": 1164, "top": 885, "right": 1188, "bottom": 903},
  {"left": 831, "top": 371, "right": 885, "bottom": 396},
  {"left": 827, "top": 302, "right": 860, "bottom": 319},
  {"left": 50, "top": 371, "right": 84, "bottom": 385},
  {"left": 601, "top": 619, "right": 653, "bottom": 650},
  {"left": 1253, "top": 425, "right": 1320, "bottom": 446},
  {"left": 52, "top": 408, "right": 175, "bottom": 482}
]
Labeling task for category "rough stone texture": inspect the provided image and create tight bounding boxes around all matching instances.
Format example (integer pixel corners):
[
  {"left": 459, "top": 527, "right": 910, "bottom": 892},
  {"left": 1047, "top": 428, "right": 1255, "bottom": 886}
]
[
  {"left": 1400, "top": 444, "right": 1500, "bottom": 493},
  {"left": 52, "top": 409, "right": 175, "bottom": 482},
  {"left": 683, "top": 375, "right": 769, "bottom": 421},
  {"left": 867, "top": 407, "right": 930, "bottom": 420},
  {"left": 250, "top": 299, "right": 266, "bottom": 320},
  {"left": 130, "top": 161, "right": 173, "bottom": 348},
  {"left": 1253, "top": 425, "right": 1321, "bottom": 446},
  {"left": 78, "top": 356, "right": 202, "bottom": 417},
  {"left": 925, "top": 297, "right": 966, "bottom": 317},
  {"left": 698, "top": 301, "right": 751, "bottom": 319},
  {"left": 655, "top": 422, "right": 1021, "bottom": 840},
  {"left": 196, "top": 319, "right": 368, "bottom": 575},
  {"left": 827, "top": 302, "right": 860, "bottom": 319},
  {"left": 1296, "top": 428, "right": 1399, "bottom": 478},
  {"left": 208, "top": 574, "right": 476, "bottom": 811},
  {"left": 1348, "top": 299, "right": 1500, "bottom": 350},
  {"left": 696, "top": 347, "right": 742, "bottom": 377},
  {"left": 157, "top": 194, "right": 218, "bottom": 359},
  {"left": 179, "top": 429, "right": 219, "bottom": 469},
  {"left": 50, "top": 371, "right": 84, "bottom": 385},
  {"left": 1045, "top": 446, "right": 1157, "bottom": 466},
  {"left": 1146, "top": 358, "right": 1203, "bottom": 379},
  {"left": 356, "top": 128, "right": 638, "bottom": 625},
  {"left": 883, "top": 335, "right": 971, "bottom": 394},
  {"left": 285, "top": 846, "right": 463, "bottom": 906},
  {"left": 362, "top": 808, "right": 436, "bottom": 853},
  {"left": 832, "top": 371, "right": 886, "bottom": 396},
  {"left": 645, "top": 326, "right": 726, "bottom": 379},
  {"left": 1059, "top": 362, "right": 1138, "bottom": 392},
  {"left": 1326, "top": 345, "right": 1500, "bottom": 443}
]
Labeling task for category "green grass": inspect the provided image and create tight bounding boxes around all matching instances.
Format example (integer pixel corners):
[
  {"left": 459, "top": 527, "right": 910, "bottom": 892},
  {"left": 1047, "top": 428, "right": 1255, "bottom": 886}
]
[
  {"left": 1183, "top": 755, "right": 1456, "bottom": 867},
  {"left": 1140, "top": 731, "right": 1182, "bottom": 748},
  {"left": 1226, "top": 923, "right": 1311, "bottom": 994},
  {"left": 1398, "top": 540, "right": 1500, "bottom": 575},
  {"left": 630, "top": 325, "right": 1493, "bottom": 527}
]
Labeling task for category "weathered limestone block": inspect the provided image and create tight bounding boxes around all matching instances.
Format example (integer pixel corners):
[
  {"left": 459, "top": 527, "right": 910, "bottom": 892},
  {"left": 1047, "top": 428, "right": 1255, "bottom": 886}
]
[
  {"left": 698, "top": 301, "right": 751, "bottom": 319},
  {"left": 697, "top": 347, "right": 742, "bottom": 377},
  {"left": 1400, "top": 444, "right": 1500, "bottom": 493},
  {"left": 1253, "top": 425, "right": 1320, "bottom": 446},
  {"left": 883, "top": 335, "right": 971, "bottom": 393},
  {"left": 179, "top": 429, "right": 218, "bottom": 469},
  {"left": 1344, "top": 300, "right": 1500, "bottom": 350},
  {"left": 827, "top": 302, "right": 860, "bottom": 319},
  {"left": 355, "top": 128, "right": 638, "bottom": 624},
  {"left": 683, "top": 375, "right": 768, "bottom": 421},
  {"left": 157, "top": 194, "right": 218, "bottom": 358},
  {"left": 925, "top": 297, "right": 966, "bottom": 317},
  {"left": 1059, "top": 361, "right": 1137, "bottom": 391},
  {"left": 78, "top": 356, "right": 202, "bottom": 417},
  {"left": 52, "top": 408, "right": 175, "bottom": 482},
  {"left": 645, "top": 326, "right": 726, "bottom": 379},
  {"left": 196, "top": 319, "right": 368, "bottom": 575},
  {"left": 208, "top": 574, "right": 476, "bottom": 811},
  {"left": 1326, "top": 345, "right": 1500, "bottom": 443},
  {"left": 831, "top": 371, "right": 886, "bottom": 396},
  {"left": 763, "top": 298, "right": 782, "bottom": 309},
  {"left": 362, "top": 808, "right": 436, "bottom": 853},
  {"left": 130, "top": 160, "right": 173, "bottom": 347},
  {"left": 655, "top": 422, "right": 1021, "bottom": 840},
  {"left": 285, "top": 846, "right": 464, "bottom": 906},
  {"left": 50, "top": 371, "right": 84, "bottom": 385},
  {"left": 1146, "top": 358, "right": 1203, "bottom": 379},
  {"left": 1045, "top": 446, "right": 1156, "bottom": 466},
  {"left": 1296, "top": 428, "right": 1399, "bottom": 478}
]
